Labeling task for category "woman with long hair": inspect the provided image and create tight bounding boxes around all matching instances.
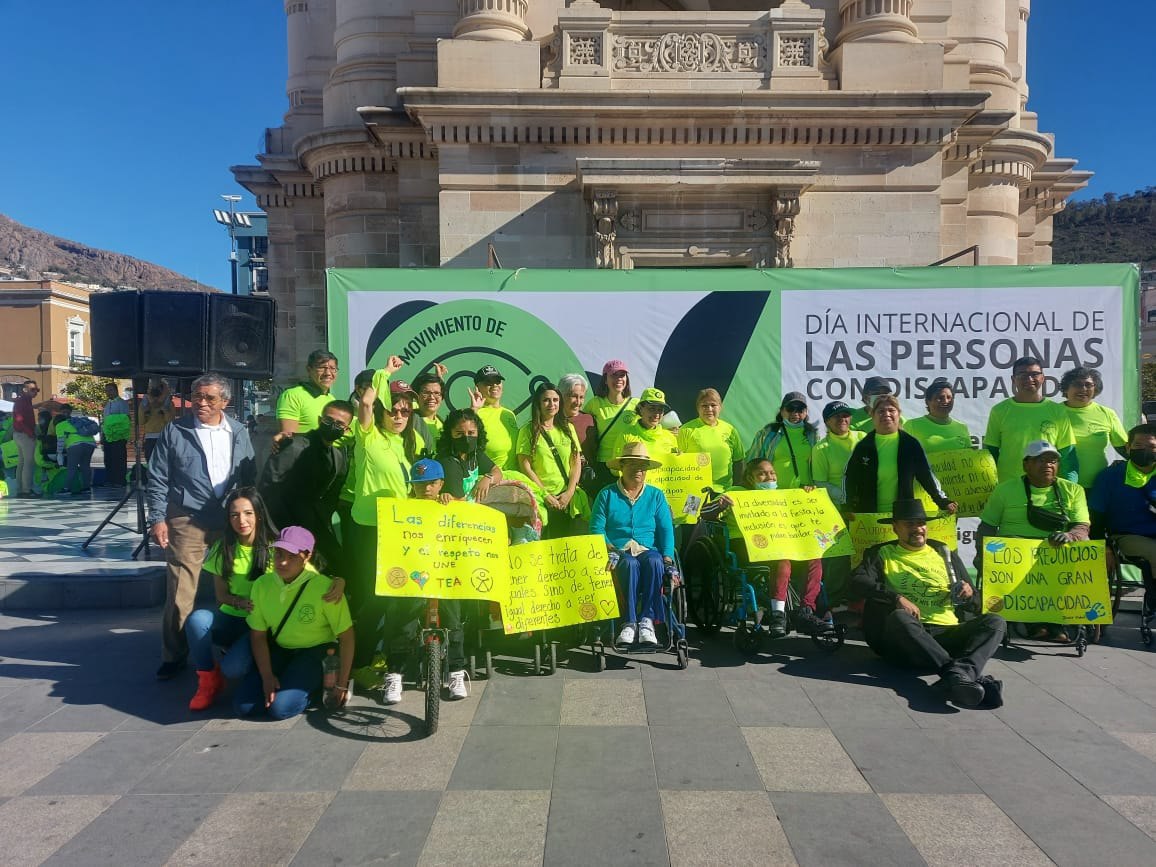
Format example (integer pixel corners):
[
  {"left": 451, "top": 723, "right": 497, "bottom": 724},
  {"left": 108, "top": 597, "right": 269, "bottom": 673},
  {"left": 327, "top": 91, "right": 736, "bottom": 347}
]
[
  {"left": 584, "top": 360, "right": 639, "bottom": 488},
  {"left": 517, "top": 382, "right": 587, "bottom": 537},
  {"left": 436, "top": 407, "right": 502, "bottom": 502}
]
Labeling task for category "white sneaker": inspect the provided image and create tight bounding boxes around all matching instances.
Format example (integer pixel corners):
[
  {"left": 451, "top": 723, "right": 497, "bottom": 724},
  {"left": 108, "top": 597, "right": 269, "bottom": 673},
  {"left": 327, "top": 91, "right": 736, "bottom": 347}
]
[
  {"left": 638, "top": 618, "right": 658, "bottom": 646},
  {"left": 383, "top": 672, "right": 403, "bottom": 705},
  {"left": 447, "top": 669, "right": 470, "bottom": 700},
  {"left": 616, "top": 623, "right": 637, "bottom": 645}
]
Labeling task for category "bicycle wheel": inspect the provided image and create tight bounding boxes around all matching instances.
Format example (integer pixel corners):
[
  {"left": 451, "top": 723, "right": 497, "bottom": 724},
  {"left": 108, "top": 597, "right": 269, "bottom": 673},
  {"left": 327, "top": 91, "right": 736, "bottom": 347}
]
[{"left": 425, "top": 640, "right": 442, "bottom": 736}]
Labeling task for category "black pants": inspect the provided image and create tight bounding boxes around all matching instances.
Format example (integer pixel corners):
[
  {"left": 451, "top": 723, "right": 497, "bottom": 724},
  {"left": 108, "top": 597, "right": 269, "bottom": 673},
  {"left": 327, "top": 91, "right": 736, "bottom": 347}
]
[
  {"left": 872, "top": 610, "right": 1006, "bottom": 682},
  {"left": 103, "top": 439, "right": 128, "bottom": 486},
  {"left": 346, "top": 520, "right": 378, "bottom": 615},
  {"left": 353, "top": 596, "right": 464, "bottom": 673}
]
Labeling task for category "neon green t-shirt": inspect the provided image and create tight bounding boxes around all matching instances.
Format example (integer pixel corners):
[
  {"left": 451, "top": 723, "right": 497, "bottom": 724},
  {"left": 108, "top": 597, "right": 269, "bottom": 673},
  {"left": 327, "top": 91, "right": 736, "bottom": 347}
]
[
  {"left": 584, "top": 395, "right": 640, "bottom": 463},
  {"left": 979, "top": 476, "right": 1089, "bottom": 540},
  {"left": 276, "top": 383, "right": 334, "bottom": 434},
  {"left": 878, "top": 542, "right": 959, "bottom": 626},
  {"left": 1065, "top": 401, "right": 1128, "bottom": 489},
  {"left": 904, "top": 415, "right": 973, "bottom": 454},
  {"left": 851, "top": 406, "right": 906, "bottom": 433},
  {"left": 771, "top": 425, "right": 813, "bottom": 489},
  {"left": 677, "top": 418, "right": 745, "bottom": 487},
  {"left": 608, "top": 420, "right": 679, "bottom": 475},
  {"left": 811, "top": 430, "right": 865, "bottom": 503},
  {"left": 476, "top": 405, "right": 519, "bottom": 472},
  {"left": 983, "top": 399, "right": 1077, "bottom": 483},
  {"left": 246, "top": 564, "right": 353, "bottom": 649},
  {"left": 203, "top": 541, "right": 268, "bottom": 617},
  {"left": 516, "top": 422, "right": 577, "bottom": 495},
  {"left": 352, "top": 422, "right": 410, "bottom": 526},
  {"left": 55, "top": 419, "right": 96, "bottom": 449},
  {"left": 422, "top": 413, "right": 444, "bottom": 440},
  {"left": 875, "top": 432, "right": 900, "bottom": 514}
]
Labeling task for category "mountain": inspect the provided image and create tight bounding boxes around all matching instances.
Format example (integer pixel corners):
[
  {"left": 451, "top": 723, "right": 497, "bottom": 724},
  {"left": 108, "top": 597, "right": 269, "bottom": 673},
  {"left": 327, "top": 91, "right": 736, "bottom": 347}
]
[
  {"left": 1052, "top": 187, "right": 1156, "bottom": 271},
  {"left": 0, "top": 213, "right": 210, "bottom": 292}
]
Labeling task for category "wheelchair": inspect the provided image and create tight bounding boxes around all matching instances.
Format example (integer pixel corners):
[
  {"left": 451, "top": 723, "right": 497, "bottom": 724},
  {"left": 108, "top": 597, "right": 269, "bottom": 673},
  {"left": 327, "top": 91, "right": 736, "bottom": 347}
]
[
  {"left": 681, "top": 496, "right": 845, "bottom": 654},
  {"left": 585, "top": 553, "right": 690, "bottom": 670},
  {"left": 1108, "top": 537, "right": 1155, "bottom": 648}
]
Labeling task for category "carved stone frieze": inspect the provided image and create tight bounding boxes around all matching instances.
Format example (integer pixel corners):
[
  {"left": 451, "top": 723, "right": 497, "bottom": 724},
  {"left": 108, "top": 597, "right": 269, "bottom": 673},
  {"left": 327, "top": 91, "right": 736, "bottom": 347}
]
[
  {"left": 611, "top": 32, "right": 766, "bottom": 74},
  {"left": 591, "top": 191, "right": 619, "bottom": 269},
  {"left": 773, "top": 193, "right": 801, "bottom": 269}
]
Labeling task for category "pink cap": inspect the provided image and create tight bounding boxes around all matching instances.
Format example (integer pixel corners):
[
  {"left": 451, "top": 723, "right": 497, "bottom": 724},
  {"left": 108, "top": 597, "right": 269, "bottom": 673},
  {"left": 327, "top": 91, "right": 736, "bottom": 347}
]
[
  {"left": 602, "top": 359, "right": 628, "bottom": 376},
  {"left": 271, "top": 526, "right": 315, "bottom": 554}
]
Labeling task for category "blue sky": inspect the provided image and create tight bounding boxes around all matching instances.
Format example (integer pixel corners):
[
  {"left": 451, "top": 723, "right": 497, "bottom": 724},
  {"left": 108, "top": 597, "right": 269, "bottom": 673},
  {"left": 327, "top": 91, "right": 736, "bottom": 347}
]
[{"left": 0, "top": 1, "right": 1152, "bottom": 291}]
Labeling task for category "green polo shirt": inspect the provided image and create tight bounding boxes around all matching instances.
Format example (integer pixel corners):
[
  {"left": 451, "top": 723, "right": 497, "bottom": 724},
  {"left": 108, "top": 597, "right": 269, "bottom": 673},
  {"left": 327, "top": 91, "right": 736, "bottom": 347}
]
[
  {"left": 811, "top": 430, "right": 865, "bottom": 502},
  {"left": 606, "top": 421, "right": 679, "bottom": 476},
  {"left": 878, "top": 542, "right": 958, "bottom": 626},
  {"left": 771, "top": 425, "right": 814, "bottom": 489},
  {"left": 983, "top": 399, "right": 1077, "bottom": 483},
  {"left": 584, "top": 395, "right": 640, "bottom": 463},
  {"left": 476, "top": 405, "right": 520, "bottom": 471},
  {"left": 1065, "top": 401, "right": 1128, "bottom": 488},
  {"left": 203, "top": 541, "right": 269, "bottom": 617},
  {"left": 516, "top": 422, "right": 577, "bottom": 495},
  {"left": 276, "top": 383, "right": 334, "bottom": 433},
  {"left": 904, "top": 415, "right": 973, "bottom": 454},
  {"left": 980, "top": 475, "right": 1089, "bottom": 540},
  {"left": 677, "top": 419, "right": 745, "bottom": 488},
  {"left": 247, "top": 564, "right": 353, "bottom": 649}
]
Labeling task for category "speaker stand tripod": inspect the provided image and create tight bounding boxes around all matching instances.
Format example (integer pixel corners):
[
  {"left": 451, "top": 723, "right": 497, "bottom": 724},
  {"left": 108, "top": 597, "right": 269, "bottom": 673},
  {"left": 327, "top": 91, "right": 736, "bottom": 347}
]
[{"left": 83, "top": 403, "right": 153, "bottom": 560}]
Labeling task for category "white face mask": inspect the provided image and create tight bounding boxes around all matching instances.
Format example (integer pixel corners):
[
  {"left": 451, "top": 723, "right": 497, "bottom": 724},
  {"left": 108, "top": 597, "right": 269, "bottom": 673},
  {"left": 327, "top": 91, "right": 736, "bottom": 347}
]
[{"left": 755, "top": 480, "right": 778, "bottom": 491}]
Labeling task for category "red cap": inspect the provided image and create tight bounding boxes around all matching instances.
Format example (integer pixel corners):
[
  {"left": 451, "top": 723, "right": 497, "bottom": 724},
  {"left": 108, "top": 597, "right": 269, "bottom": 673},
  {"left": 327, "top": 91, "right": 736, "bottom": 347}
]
[{"left": 602, "top": 360, "right": 628, "bottom": 376}]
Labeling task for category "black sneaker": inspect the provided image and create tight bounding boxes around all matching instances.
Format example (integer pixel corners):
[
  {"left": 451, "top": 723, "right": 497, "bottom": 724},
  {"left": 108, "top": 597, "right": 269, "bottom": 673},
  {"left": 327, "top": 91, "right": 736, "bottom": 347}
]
[
  {"left": 767, "top": 611, "right": 788, "bottom": 639},
  {"left": 943, "top": 673, "right": 985, "bottom": 708},
  {"left": 794, "top": 606, "right": 830, "bottom": 635},
  {"left": 156, "top": 659, "right": 187, "bottom": 681}
]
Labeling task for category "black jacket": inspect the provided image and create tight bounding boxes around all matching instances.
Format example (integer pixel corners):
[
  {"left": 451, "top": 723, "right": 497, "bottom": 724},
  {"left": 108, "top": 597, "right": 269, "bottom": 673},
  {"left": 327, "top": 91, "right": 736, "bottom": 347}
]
[{"left": 843, "top": 430, "right": 951, "bottom": 512}]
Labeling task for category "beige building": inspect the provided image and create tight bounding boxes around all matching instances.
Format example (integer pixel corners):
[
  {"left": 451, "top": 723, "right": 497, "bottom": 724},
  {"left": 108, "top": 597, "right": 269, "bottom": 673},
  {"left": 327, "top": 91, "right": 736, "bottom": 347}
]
[
  {"left": 0, "top": 280, "right": 94, "bottom": 398},
  {"left": 234, "top": 0, "right": 1091, "bottom": 383}
]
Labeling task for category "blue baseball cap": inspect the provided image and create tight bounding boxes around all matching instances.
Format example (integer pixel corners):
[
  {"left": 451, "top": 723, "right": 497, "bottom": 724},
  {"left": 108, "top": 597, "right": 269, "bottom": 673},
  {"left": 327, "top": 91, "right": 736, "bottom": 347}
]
[{"left": 410, "top": 459, "right": 444, "bottom": 483}]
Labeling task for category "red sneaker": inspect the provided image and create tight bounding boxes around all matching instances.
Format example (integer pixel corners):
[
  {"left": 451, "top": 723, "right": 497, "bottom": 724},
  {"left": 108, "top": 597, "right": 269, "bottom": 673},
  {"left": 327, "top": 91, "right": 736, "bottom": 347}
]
[{"left": 188, "top": 665, "right": 223, "bottom": 711}]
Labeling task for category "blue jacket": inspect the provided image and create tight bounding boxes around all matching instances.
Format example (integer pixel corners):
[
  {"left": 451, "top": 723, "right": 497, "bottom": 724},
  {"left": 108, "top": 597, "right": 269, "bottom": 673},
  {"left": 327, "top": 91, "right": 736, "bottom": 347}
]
[
  {"left": 1089, "top": 460, "right": 1156, "bottom": 538},
  {"left": 589, "top": 482, "right": 675, "bottom": 558},
  {"left": 146, "top": 414, "right": 256, "bottom": 529}
]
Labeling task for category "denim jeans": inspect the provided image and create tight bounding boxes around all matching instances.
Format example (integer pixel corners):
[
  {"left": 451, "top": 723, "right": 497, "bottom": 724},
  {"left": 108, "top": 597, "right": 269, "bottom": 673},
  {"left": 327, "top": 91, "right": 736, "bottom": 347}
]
[
  {"left": 234, "top": 643, "right": 329, "bottom": 720},
  {"left": 64, "top": 442, "right": 95, "bottom": 491},
  {"left": 616, "top": 548, "right": 665, "bottom": 624},
  {"left": 184, "top": 607, "right": 252, "bottom": 677}
]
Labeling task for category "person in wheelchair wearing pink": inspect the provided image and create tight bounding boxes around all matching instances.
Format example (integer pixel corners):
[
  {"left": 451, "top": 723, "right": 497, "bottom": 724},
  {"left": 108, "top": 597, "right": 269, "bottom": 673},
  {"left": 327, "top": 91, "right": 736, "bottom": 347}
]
[{"left": 589, "top": 441, "right": 675, "bottom": 647}]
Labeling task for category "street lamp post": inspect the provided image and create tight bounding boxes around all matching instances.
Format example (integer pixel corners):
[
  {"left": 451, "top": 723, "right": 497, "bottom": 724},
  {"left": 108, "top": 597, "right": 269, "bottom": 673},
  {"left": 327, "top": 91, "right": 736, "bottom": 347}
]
[{"left": 220, "top": 194, "right": 241, "bottom": 295}]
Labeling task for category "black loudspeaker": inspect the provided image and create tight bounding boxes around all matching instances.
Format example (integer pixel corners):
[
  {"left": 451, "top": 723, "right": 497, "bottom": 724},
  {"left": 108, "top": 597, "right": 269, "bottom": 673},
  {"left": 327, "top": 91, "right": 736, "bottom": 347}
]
[
  {"left": 140, "top": 291, "right": 209, "bottom": 375},
  {"left": 90, "top": 290, "right": 142, "bottom": 377},
  {"left": 208, "top": 295, "right": 276, "bottom": 378}
]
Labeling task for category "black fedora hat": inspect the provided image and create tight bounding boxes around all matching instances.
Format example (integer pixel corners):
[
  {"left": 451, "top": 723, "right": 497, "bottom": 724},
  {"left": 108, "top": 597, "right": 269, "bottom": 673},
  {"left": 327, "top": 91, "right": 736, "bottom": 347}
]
[{"left": 878, "top": 498, "right": 937, "bottom": 525}]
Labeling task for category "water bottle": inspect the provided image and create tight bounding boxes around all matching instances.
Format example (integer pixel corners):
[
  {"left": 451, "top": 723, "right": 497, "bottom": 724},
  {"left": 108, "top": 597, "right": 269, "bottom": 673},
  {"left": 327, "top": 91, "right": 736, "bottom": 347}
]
[{"left": 321, "top": 646, "right": 340, "bottom": 708}]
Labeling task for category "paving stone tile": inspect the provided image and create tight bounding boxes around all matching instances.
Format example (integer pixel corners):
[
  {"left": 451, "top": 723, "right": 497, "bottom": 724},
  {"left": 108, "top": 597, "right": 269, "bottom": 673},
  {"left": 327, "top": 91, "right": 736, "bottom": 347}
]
[
  {"left": 919, "top": 728, "right": 1078, "bottom": 791},
  {"left": 1040, "top": 683, "right": 1156, "bottom": 732},
  {"left": 447, "top": 725, "right": 558, "bottom": 790},
  {"left": 991, "top": 681, "right": 1100, "bottom": 732},
  {"left": 743, "top": 727, "right": 871, "bottom": 794},
  {"left": 292, "top": 790, "right": 442, "bottom": 866},
  {"left": 167, "top": 791, "right": 332, "bottom": 865},
  {"left": 661, "top": 790, "right": 796, "bottom": 866},
  {"left": 1112, "top": 731, "right": 1156, "bottom": 763},
  {"left": 200, "top": 713, "right": 302, "bottom": 732},
  {"left": 130, "top": 730, "right": 284, "bottom": 795},
  {"left": 28, "top": 703, "right": 131, "bottom": 733},
  {"left": 0, "top": 794, "right": 119, "bottom": 866},
  {"left": 770, "top": 792, "right": 924, "bottom": 867},
  {"left": 1019, "top": 729, "right": 1156, "bottom": 795},
  {"left": 643, "top": 677, "right": 735, "bottom": 725},
  {"left": 560, "top": 678, "right": 647, "bottom": 725},
  {"left": 418, "top": 790, "right": 549, "bottom": 866},
  {"left": 545, "top": 787, "right": 667, "bottom": 867},
  {"left": 554, "top": 726, "right": 656, "bottom": 793},
  {"left": 471, "top": 675, "right": 562, "bottom": 726},
  {"left": 721, "top": 677, "right": 827, "bottom": 727},
  {"left": 1102, "top": 795, "right": 1156, "bottom": 843},
  {"left": 831, "top": 725, "right": 980, "bottom": 794},
  {"left": 235, "top": 725, "right": 367, "bottom": 792},
  {"left": 797, "top": 679, "right": 918, "bottom": 729},
  {"left": 652, "top": 724, "right": 763, "bottom": 791},
  {"left": 0, "top": 684, "right": 66, "bottom": 730},
  {"left": 342, "top": 726, "right": 468, "bottom": 791},
  {"left": 42, "top": 793, "right": 224, "bottom": 866},
  {"left": 882, "top": 793, "right": 1052, "bottom": 866},
  {"left": 28, "top": 731, "right": 190, "bottom": 795},
  {"left": 0, "top": 731, "right": 103, "bottom": 796}
]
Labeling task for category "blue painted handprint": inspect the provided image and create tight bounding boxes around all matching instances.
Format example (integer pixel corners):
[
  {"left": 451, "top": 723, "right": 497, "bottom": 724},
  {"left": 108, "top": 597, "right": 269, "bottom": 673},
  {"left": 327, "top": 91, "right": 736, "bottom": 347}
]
[
  {"left": 1085, "top": 602, "right": 1107, "bottom": 621},
  {"left": 984, "top": 540, "right": 1006, "bottom": 554}
]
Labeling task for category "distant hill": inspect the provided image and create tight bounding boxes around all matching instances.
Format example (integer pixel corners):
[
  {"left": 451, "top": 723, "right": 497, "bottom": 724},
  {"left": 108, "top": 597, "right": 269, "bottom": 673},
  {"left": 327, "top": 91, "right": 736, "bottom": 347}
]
[
  {"left": 1052, "top": 187, "right": 1156, "bottom": 271},
  {"left": 0, "top": 213, "right": 209, "bottom": 292}
]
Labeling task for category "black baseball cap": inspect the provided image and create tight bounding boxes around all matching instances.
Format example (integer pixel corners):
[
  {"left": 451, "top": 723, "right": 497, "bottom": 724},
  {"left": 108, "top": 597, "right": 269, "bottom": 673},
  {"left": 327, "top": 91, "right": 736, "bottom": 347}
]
[
  {"left": 780, "top": 391, "right": 808, "bottom": 411},
  {"left": 474, "top": 365, "right": 504, "bottom": 383},
  {"left": 822, "top": 401, "right": 853, "bottom": 421}
]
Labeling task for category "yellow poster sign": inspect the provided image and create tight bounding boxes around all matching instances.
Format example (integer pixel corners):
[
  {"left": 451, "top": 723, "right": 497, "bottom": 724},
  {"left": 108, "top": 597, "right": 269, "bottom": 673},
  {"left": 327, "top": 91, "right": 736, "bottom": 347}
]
[
  {"left": 375, "top": 498, "right": 510, "bottom": 600},
  {"left": 503, "top": 535, "right": 620, "bottom": 634},
  {"left": 726, "top": 489, "right": 853, "bottom": 562},
  {"left": 980, "top": 537, "right": 1113, "bottom": 625},
  {"left": 848, "top": 513, "right": 958, "bottom": 565},
  {"left": 928, "top": 449, "right": 998, "bottom": 518},
  {"left": 650, "top": 452, "right": 713, "bottom": 525}
]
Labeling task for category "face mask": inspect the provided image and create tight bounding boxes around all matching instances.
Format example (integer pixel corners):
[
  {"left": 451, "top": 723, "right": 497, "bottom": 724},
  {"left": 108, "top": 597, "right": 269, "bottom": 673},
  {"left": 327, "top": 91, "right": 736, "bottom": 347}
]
[
  {"left": 1130, "top": 448, "right": 1156, "bottom": 467},
  {"left": 453, "top": 434, "right": 478, "bottom": 453},
  {"left": 755, "top": 481, "right": 778, "bottom": 490},
  {"left": 783, "top": 419, "right": 804, "bottom": 429},
  {"left": 317, "top": 419, "right": 346, "bottom": 443}
]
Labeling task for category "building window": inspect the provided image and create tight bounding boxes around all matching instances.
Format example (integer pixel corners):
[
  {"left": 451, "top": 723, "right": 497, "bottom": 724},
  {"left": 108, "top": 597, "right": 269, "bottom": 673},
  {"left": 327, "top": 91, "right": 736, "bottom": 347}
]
[{"left": 68, "top": 318, "right": 88, "bottom": 366}]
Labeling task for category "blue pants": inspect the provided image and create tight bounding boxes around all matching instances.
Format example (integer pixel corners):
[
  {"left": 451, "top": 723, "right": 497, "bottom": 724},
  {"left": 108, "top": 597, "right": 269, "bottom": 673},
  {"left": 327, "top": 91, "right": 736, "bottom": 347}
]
[
  {"left": 234, "top": 643, "right": 329, "bottom": 720},
  {"left": 184, "top": 607, "right": 252, "bottom": 677},
  {"left": 617, "top": 549, "right": 665, "bottom": 624}
]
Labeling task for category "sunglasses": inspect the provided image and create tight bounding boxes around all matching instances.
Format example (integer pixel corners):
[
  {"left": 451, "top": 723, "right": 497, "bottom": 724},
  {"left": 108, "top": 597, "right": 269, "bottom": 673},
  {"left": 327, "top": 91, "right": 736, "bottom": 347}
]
[
  {"left": 191, "top": 393, "right": 223, "bottom": 405},
  {"left": 784, "top": 403, "right": 807, "bottom": 412},
  {"left": 388, "top": 405, "right": 412, "bottom": 417}
]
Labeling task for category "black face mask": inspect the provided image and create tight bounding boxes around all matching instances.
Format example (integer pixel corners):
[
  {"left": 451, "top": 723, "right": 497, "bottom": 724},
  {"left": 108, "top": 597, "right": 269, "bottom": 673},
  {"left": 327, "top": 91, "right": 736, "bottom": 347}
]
[
  {"left": 317, "top": 419, "right": 347, "bottom": 443},
  {"left": 452, "top": 434, "right": 478, "bottom": 454},
  {"left": 1130, "top": 448, "right": 1156, "bottom": 467}
]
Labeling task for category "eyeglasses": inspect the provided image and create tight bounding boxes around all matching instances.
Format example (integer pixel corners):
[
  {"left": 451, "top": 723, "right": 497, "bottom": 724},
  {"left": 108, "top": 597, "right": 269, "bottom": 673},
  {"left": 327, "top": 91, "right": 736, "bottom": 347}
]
[
  {"left": 311, "top": 364, "right": 339, "bottom": 373},
  {"left": 320, "top": 418, "right": 349, "bottom": 433},
  {"left": 419, "top": 390, "right": 442, "bottom": 399},
  {"left": 388, "top": 405, "right": 412, "bottom": 417},
  {"left": 191, "top": 393, "right": 223, "bottom": 405},
  {"left": 1015, "top": 371, "right": 1044, "bottom": 380},
  {"left": 785, "top": 404, "right": 807, "bottom": 413}
]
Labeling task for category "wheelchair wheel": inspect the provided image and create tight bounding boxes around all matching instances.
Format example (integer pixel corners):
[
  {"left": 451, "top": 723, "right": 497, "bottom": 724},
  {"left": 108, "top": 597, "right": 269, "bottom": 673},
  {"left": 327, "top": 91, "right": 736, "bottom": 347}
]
[
  {"left": 533, "top": 643, "right": 543, "bottom": 675},
  {"left": 675, "top": 638, "right": 689, "bottom": 669},
  {"left": 425, "top": 640, "right": 442, "bottom": 736},
  {"left": 734, "top": 621, "right": 761, "bottom": 656},
  {"left": 683, "top": 537, "right": 724, "bottom": 634},
  {"left": 671, "top": 582, "right": 688, "bottom": 632},
  {"left": 593, "top": 639, "right": 606, "bottom": 671},
  {"left": 810, "top": 623, "right": 846, "bottom": 652},
  {"left": 548, "top": 641, "right": 558, "bottom": 675},
  {"left": 1141, "top": 624, "right": 1153, "bottom": 647}
]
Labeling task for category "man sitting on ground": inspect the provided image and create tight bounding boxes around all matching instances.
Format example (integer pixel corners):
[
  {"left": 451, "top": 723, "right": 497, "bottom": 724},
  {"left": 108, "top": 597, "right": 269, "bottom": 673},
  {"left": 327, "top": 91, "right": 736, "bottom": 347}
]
[{"left": 850, "top": 498, "right": 1006, "bottom": 709}]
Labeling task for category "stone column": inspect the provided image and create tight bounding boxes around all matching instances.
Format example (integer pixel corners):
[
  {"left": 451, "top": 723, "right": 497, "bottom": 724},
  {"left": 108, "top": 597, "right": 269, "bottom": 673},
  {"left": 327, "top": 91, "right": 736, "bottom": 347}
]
[
  {"left": 950, "top": 0, "right": 1018, "bottom": 116},
  {"left": 453, "top": 0, "right": 529, "bottom": 42},
  {"left": 833, "top": 0, "right": 942, "bottom": 90},
  {"left": 324, "top": 0, "right": 408, "bottom": 126},
  {"left": 254, "top": 193, "right": 300, "bottom": 386},
  {"left": 966, "top": 133, "right": 1049, "bottom": 266},
  {"left": 836, "top": 0, "right": 917, "bottom": 44},
  {"left": 284, "top": 0, "right": 335, "bottom": 138}
]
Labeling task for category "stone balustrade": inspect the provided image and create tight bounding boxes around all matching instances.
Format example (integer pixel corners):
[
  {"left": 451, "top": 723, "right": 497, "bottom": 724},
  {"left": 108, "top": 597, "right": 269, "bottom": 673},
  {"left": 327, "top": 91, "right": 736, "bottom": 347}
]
[
  {"left": 545, "top": 2, "right": 830, "bottom": 91},
  {"left": 453, "top": 0, "right": 529, "bottom": 42}
]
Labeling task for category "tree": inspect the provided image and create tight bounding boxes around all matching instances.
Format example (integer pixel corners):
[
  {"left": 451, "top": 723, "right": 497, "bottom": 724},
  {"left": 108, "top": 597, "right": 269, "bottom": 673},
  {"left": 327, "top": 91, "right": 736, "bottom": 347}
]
[
  {"left": 61, "top": 363, "right": 117, "bottom": 417},
  {"left": 1143, "top": 362, "right": 1156, "bottom": 404}
]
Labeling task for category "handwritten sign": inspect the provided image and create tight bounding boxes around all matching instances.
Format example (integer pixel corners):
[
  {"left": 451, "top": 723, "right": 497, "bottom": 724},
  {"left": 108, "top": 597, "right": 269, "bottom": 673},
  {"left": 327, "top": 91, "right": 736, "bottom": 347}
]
[
  {"left": 980, "top": 537, "right": 1113, "bottom": 625},
  {"left": 848, "top": 513, "right": 958, "bottom": 565},
  {"left": 650, "top": 452, "right": 713, "bottom": 525},
  {"left": 929, "top": 449, "right": 997, "bottom": 518},
  {"left": 503, "top": 535, "right": 620, "bottom": 634},
  {"left": 376, "top": 498, "right": 510, "bottom": 600},
  {"left": 726, "top": 489, "right": 853, "bottom": 561}
]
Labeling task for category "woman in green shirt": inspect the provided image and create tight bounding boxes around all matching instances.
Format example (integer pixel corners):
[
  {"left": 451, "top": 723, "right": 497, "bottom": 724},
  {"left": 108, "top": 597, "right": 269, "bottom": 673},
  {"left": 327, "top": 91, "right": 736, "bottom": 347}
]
[
  {"left": 1060, "top": 366, "right": 1128, "bottom": 489},
  {"left": 745, "top": 392, "right": 818, "bottom": 489},
  {"left": 584, "top": 359, "right": 639, "bottom": 486},
  {"left": 474, "top": 365, "right": 520, "bottom": 471},
  {"left": 517, "top": 382, "right": 587, "bottom": 538},
  {"left": 904, "top": 378, "right": 973, "bottom": 454},
  {"left": 677, "top": 388, "right": 745, "bottom": 489}
]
